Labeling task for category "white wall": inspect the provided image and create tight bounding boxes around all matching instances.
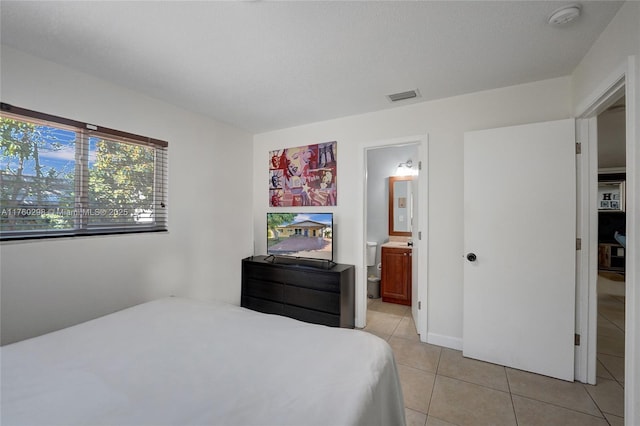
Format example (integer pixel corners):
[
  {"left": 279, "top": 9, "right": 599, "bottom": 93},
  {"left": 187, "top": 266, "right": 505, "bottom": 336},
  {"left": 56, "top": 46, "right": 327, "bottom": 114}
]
[
  {"left": 253, "top": 76, "right": 572, "bottom": 343},
  {"left": 598, "top": 105, "right": 626, "bottom": 169},
  {"left": 572, "top": 1, "right": 640, "bottom": 112},
  {"left": 0, "top": 47, "right": 254, "bottom": 345}
]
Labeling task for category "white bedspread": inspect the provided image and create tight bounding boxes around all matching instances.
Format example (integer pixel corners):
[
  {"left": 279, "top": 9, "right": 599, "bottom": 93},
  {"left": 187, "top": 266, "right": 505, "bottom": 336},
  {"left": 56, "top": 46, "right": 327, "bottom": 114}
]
[{"left": 1, "top": 297, "right": 405, "bottom": 426}]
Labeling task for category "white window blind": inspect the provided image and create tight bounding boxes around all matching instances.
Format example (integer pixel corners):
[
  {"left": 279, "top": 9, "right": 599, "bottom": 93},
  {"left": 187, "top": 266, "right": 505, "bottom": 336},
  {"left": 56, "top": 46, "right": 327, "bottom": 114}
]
[{"left": 0, "top": 103, "right": 168, "bottom": 240}]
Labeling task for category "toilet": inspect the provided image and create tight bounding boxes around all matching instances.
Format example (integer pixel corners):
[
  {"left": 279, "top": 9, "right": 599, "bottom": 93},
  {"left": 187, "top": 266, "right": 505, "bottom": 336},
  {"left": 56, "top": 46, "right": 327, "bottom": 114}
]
[{"left": 366, "top": 242, "right": 380, "bottom": 299}]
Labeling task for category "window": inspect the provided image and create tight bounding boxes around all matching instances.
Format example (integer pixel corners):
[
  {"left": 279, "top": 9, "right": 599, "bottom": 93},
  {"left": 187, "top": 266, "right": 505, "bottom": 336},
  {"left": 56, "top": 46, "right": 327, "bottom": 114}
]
[{"left": 0, "top": 103, "right": 168, "bottom": 240}]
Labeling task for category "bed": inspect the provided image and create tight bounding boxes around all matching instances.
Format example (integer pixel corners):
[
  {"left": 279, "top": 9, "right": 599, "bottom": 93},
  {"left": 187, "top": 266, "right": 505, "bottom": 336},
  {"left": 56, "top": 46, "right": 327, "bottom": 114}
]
[{"left": 1, "top": 297, "right": 406, "bottom": 426}]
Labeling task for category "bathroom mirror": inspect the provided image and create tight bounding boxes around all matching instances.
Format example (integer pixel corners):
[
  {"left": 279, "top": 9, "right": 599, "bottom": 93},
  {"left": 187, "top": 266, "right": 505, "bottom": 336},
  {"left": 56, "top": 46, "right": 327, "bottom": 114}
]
[{"left": 388, "top": 176, "right": 413, "bottom": 236}]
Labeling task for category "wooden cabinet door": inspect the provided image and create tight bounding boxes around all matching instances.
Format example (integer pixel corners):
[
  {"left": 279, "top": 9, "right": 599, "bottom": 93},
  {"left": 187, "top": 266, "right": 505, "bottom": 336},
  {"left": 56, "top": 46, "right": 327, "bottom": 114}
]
[{"left": 381, "top": 247, "right": 411, "bottom": 305}]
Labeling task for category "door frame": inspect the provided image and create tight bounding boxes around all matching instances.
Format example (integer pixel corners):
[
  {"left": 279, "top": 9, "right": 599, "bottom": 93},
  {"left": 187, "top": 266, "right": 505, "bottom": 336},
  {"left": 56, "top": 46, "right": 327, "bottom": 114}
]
[
  {"left": 575, "top": 56, "right": 637, "bottom": 423},
  {"left": 360, "top": 134, "right": 428, "bottom": 340}
]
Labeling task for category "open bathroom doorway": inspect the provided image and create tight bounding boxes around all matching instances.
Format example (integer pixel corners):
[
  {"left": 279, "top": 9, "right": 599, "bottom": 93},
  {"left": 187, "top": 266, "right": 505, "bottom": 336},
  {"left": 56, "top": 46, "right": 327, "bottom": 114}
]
[{"left": 362, "top": 135, "right": 428, "bottom": 342}]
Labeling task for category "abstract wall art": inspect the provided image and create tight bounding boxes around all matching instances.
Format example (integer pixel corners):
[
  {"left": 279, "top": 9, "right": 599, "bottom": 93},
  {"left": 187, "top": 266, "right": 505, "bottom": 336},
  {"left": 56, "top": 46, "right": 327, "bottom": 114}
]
[{"left": 269, "top": 141, "right": 337, "bottom": 207}]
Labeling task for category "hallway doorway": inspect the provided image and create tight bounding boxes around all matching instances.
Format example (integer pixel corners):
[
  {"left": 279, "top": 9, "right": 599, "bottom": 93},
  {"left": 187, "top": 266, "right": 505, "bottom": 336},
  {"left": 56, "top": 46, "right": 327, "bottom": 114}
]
[{"left": 593, "top": 94, "right": 626, "bottom": 420}]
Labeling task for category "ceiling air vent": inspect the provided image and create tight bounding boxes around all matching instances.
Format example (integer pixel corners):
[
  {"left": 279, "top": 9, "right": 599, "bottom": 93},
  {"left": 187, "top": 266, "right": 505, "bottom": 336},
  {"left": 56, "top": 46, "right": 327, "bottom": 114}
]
[{"left": 387, "top": 89, "right": 420, "bottom": 102}]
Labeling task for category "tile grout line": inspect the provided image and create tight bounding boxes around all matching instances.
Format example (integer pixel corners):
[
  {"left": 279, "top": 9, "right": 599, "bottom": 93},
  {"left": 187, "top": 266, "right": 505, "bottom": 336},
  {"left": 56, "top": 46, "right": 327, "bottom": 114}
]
[
  {"left": 505, "top": 368, "right": 520, "bottom": 426},
  {"left": 388, "top": 314, "right": 403, "bottom": 338},
  {"left": 506, "top": 368, "right": 612, "bottom": 422},
  {"left": 577, "top": 283, "right": 624, "bottom": 422},
  {"left": 581, "top": 382, "right": 614, "bottom": 423},
  {"left": 433, "top": 370, "right": 513, "bottom": 395},
  {"left": 597, "top": 279, "right": 626, "bottom": 378},
  {"left": 513, "top": 394, "right": 614, "bottom": 423},
  {"left": 425, "top": 344, "right": 444, "bottom": 420},
  {"left": 598, "top": 293, "right": 625, "bottom": 335},
  {"left": 596, "top": 355, "right": 625, "bottom": 388},
  {"left": 383, "top": 303, "right": 410, "bottom": 339},
  {"left": 600, "top": 312, "right": 626, "bottom": 334}
]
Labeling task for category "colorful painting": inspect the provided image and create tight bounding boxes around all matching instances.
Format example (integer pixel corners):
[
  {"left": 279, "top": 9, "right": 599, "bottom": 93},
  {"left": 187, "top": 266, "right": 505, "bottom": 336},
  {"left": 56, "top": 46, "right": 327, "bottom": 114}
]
[{"left": 269, "top": 141, "right": 337, "bottom": 207}]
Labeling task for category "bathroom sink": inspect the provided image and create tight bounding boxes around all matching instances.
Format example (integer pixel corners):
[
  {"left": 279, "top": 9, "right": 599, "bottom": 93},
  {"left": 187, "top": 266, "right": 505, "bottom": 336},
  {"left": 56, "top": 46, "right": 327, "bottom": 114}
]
[{"left": 381, "top": 241, "right": 412, "bottom": 249}]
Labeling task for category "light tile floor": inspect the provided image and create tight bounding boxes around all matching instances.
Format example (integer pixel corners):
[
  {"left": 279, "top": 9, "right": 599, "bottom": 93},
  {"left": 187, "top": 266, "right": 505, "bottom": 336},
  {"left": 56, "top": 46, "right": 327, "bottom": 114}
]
[{"left": 363, "top": 287, "right": 625, "bottom": 426}]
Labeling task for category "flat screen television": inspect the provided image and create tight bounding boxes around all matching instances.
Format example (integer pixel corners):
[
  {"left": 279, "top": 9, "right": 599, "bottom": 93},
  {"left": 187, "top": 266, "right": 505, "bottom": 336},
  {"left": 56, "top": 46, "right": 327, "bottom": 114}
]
[{"left": 267, "top": 212, "right": 333, "bottom": 262}]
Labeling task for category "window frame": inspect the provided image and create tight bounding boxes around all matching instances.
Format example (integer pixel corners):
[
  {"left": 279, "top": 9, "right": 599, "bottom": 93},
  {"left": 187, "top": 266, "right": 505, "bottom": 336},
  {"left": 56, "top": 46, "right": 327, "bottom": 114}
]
[{"left": 0, "top": 103, "right": 168, "bottom": 241}]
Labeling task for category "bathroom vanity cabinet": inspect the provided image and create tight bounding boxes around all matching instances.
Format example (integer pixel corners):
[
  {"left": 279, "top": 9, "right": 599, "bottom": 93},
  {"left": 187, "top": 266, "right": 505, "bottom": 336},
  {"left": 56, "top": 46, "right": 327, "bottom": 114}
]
[{"left": 381, "top": 246, "right": 411, "bottom": 305}]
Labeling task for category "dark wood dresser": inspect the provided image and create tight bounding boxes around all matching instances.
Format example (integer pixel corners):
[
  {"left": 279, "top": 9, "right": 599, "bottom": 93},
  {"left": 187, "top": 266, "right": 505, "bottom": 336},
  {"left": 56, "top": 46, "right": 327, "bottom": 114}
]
[{"left": 241, "top": 255, "right": 355, "bottom": 328}]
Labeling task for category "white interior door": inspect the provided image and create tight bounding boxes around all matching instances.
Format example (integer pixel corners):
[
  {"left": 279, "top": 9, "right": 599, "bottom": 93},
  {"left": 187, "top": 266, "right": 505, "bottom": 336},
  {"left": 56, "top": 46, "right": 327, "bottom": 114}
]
[{"left": 463, "top": 119, "right": 576, "bottom": 381}]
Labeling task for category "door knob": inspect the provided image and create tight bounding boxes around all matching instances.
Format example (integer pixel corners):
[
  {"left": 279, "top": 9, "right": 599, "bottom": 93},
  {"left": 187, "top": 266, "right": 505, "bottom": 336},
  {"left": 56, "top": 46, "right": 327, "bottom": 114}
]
[{"left": 466, "top": 253, "right": 477, "bottom": 262}]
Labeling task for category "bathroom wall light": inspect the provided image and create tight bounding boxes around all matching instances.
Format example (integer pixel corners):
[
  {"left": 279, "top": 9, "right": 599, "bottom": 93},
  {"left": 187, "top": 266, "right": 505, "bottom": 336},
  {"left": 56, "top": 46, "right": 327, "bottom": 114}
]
[{"left": 395, "top": 159, "right": 417, "bottom": 176}]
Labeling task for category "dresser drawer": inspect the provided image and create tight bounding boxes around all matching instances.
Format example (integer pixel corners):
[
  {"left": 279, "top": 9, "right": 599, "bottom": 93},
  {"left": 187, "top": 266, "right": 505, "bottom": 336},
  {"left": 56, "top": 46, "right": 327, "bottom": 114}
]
[
  {"left": 282, "top": 270, "right": 340, "bottom": 292},
  {"left": 241, "top": 296, "right": 284, "bottom": 316},
  {"left": 284, "top": 305, "right": 340, "bottom": 327},
  {"left": 246, "top": 264, "right": 340, "bottom": 292},
  {"left": 284, "top": 285, "right": 340, "bottom": 314},
  {"left": 243, "top": 263, "right": 282, "bottom": 281},
  {"left": 242, "top": 278, "right": 284, "bottom": 302}
]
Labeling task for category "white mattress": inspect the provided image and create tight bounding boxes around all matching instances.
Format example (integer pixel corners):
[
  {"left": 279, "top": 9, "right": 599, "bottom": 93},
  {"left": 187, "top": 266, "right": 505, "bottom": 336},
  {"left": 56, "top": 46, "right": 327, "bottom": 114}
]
[{"left": 1, "top": 297, "right": 405, "bottom": 426}]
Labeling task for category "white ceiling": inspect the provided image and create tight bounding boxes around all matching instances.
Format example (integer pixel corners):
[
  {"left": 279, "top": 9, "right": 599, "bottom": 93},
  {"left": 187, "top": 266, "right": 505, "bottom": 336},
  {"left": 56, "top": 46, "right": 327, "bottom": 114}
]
[{"left": 0, "top": 1, "right": 624, "bottom": 133}]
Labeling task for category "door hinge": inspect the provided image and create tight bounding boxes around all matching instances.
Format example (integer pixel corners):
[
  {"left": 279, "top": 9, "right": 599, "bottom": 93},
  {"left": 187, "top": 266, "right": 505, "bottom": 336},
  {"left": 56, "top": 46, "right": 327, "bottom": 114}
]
[
  {"left": 418, "top": 161, "right": 422, "bottom": 170},
  {"left": 418, "top": 301, "right": 421, "bottom": 310},
  {"left": 418, "top": 231, "right": 422, "bottom": 240},
  {"left": 576, "top": 142, "right": 582, "bottom": 154},
  {"left": 576, "top": 238, "right": 582, "bottom": 250},
  {"left": 575, "top": 333, "right": 581, "bottom": 346}
]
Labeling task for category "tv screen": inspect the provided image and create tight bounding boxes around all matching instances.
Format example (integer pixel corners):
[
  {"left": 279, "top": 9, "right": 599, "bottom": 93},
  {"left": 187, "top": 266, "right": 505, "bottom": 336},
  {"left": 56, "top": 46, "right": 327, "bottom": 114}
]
[{"left": 267, "top": 213, "right": 333, "bottom": 261}]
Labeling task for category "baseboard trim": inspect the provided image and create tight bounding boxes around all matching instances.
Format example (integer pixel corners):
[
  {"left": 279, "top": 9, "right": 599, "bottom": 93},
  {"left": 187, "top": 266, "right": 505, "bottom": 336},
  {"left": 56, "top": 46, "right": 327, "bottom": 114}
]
[{"left": 427, "top": 332, "right": 462, "bottom": 351}]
